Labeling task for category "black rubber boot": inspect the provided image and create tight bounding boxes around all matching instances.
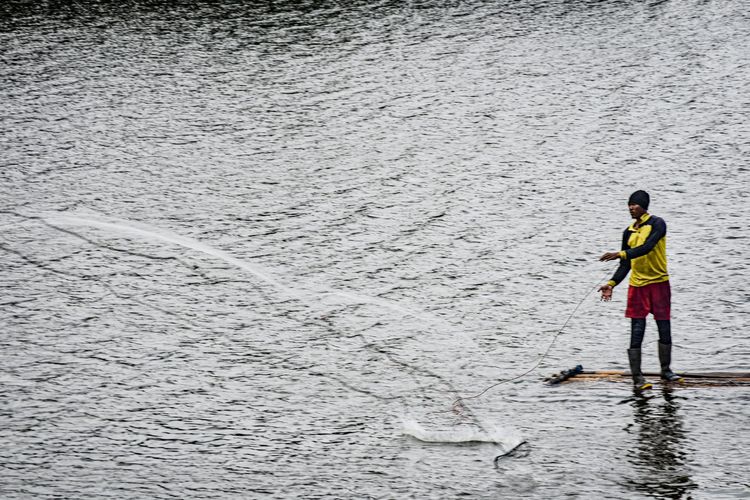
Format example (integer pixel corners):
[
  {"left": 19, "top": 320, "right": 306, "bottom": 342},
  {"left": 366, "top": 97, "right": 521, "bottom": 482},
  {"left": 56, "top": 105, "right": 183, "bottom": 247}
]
[
  {"left": 658, "top": 342, "right": 682, "bottom": 382},
  {"left": 627, "top": 348, "right": 652, "bottom": 390}
]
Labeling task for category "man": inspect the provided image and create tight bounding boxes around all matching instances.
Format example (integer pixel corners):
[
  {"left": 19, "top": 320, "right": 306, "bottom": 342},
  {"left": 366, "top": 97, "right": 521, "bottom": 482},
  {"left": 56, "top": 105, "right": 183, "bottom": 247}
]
[{"left": 599, "top": 190, "right": 680, "bottom": 390}]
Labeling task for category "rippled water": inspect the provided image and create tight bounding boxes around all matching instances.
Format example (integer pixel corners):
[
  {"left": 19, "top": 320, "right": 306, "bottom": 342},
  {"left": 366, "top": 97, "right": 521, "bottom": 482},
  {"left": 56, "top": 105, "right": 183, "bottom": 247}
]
[{"left": 2, "top": 1, "right": 749, "bottom": 498}]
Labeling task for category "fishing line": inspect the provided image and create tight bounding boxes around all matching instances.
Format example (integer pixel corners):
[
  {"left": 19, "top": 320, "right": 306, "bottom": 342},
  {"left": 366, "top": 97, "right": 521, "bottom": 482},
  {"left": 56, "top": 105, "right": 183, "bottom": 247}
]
[{"left": 451, "top": 269, "right": 612, "bottom": 414}]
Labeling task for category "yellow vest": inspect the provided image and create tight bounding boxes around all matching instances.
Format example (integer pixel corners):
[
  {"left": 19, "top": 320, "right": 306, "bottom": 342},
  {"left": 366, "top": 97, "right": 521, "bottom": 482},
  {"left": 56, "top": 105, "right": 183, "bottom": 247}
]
[{"left": 608, "top": 213, "right": 669, "bottom": 287}]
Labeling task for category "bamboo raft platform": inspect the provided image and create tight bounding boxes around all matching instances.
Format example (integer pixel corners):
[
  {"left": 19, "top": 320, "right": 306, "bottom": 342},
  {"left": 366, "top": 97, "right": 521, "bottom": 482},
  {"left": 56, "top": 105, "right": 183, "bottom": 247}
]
[{"left": 545, "top": 366, "right": 750, "bottom": 387}]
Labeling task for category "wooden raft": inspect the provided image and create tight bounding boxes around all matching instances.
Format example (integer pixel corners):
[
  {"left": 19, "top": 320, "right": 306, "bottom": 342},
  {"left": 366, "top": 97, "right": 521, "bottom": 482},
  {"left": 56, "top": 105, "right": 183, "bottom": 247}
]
[{"left": 546, "top": 368, "right": 750, "bottom": 387}]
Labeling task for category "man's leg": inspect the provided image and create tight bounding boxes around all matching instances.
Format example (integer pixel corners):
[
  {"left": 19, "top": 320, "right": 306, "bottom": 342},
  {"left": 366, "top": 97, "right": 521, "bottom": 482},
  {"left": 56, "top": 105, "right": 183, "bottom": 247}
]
[
  {"left": 652, "top": 281, "right": 680, "bottom": 382},
  {"left": 656, "top": 319, "right": 672, "bottom": 345},
  {"left": 656, "top": 320, "right": 680, "bottom": 381},
  {"left": 628, "top": 318, "right": 651, "bottom": 389},
  {"left": 630, "top": 318, "right": 647, "bottom": 349}
]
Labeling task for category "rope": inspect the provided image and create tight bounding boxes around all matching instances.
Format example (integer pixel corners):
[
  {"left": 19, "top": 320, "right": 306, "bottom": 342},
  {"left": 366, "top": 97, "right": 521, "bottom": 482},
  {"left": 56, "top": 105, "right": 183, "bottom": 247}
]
[
  {"left": 494, "top": 439, "right": 528, "bottom": 465},
  {"left": 451, "top": 270, "right": 611, "bottom": 414}
]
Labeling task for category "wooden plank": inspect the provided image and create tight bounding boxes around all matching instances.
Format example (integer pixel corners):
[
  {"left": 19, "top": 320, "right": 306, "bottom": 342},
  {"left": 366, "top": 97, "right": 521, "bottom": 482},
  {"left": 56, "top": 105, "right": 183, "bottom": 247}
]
[
  {"left": 581, "top": 370, "right": 750, "bottom": 379},
  {"left": 559, "top": 370, "right": 750, "bottom": 386}
]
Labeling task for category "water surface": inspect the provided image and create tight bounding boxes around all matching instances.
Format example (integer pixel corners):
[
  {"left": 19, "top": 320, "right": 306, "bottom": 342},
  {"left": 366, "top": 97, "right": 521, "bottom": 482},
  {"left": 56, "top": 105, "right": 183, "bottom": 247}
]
[{"left": 2, "top": 1, "right": 749, "bottom": 498}]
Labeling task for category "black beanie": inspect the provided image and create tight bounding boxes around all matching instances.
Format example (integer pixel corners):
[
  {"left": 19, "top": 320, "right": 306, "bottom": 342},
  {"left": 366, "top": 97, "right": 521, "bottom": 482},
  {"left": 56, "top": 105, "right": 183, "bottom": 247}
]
[{"left": 628, "top": 190, "right": 650, "bottom": 210}]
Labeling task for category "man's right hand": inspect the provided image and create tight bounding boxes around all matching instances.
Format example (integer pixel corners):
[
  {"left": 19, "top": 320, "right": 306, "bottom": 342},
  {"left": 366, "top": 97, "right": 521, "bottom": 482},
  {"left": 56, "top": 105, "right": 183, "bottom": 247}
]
[
  {"left": 599, "top": 252, "right": 621, "bottom": 261},
  {"left": 598, "top": 285, "right": 613, "bottom": 302}
]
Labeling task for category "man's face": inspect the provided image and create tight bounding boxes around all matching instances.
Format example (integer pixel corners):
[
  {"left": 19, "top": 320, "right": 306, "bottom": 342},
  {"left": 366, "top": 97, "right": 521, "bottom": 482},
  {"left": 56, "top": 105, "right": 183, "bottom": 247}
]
[{"left": 629, "top": 203, "right": 646, "bottom": 219}]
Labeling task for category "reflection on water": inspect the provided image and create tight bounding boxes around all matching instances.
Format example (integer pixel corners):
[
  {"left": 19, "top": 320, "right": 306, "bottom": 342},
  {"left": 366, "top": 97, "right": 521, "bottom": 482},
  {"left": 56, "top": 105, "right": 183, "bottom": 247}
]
[{"left": 624, "top": 387, "right": 697, "bottom": 499}]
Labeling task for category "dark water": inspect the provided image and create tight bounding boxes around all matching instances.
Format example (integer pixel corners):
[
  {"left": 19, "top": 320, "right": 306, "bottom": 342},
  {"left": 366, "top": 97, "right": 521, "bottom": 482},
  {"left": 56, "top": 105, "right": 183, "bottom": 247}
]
[{"left": 2, "top": 1, "right": 749, "bottom": 498}]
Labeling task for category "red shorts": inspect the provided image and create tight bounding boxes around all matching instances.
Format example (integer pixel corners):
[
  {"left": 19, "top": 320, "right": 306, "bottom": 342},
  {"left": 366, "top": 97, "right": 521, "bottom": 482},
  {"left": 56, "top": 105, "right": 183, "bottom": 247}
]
[{"left": 625, "top": 281, "right": 671, "bottom": 320}]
